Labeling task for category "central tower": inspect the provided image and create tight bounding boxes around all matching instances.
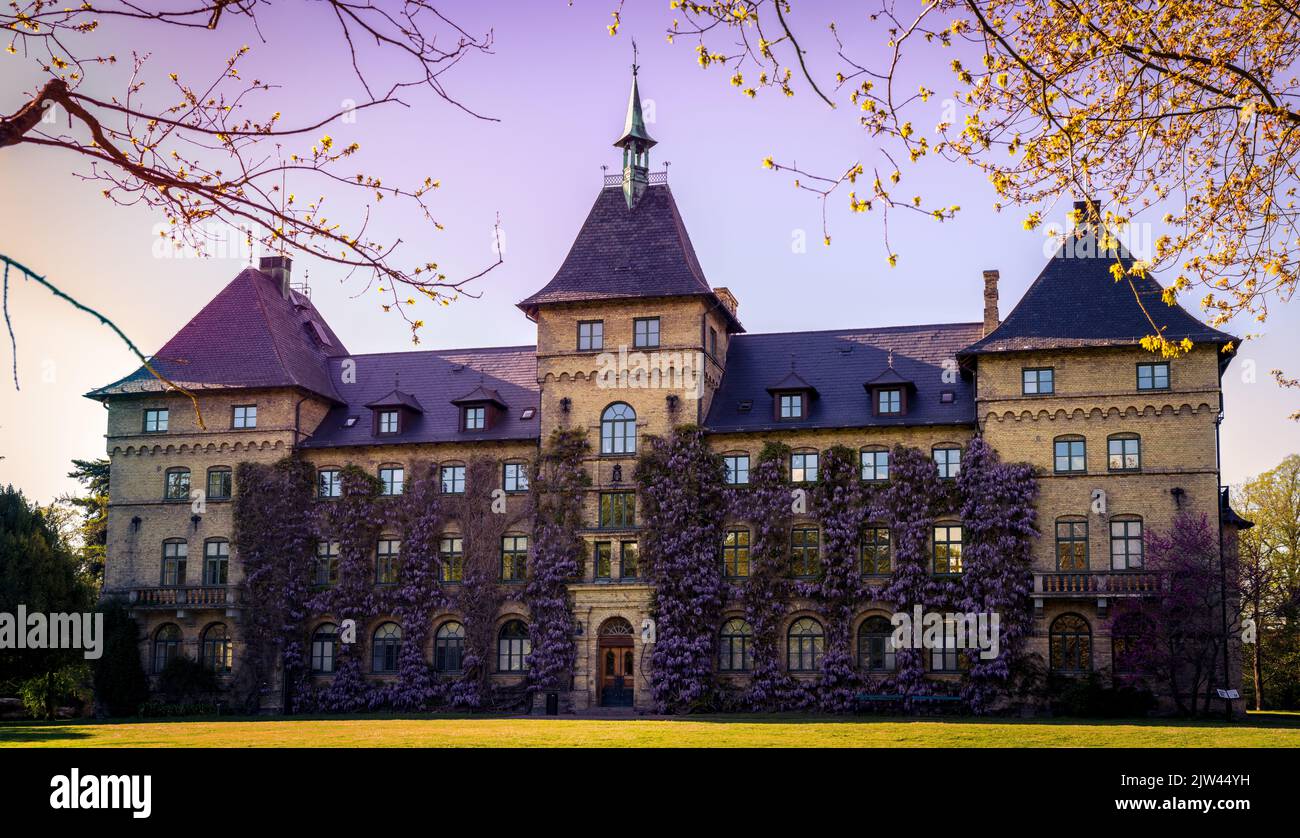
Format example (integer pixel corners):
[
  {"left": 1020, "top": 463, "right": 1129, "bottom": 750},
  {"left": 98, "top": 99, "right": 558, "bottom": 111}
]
[{"left": 613, "top": 59, "right": 656, "bottom": 209}]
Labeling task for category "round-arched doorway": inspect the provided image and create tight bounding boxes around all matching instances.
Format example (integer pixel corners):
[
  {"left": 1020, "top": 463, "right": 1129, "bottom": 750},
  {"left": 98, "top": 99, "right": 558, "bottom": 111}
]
[{"left": 597, "top": 617, "right": 635, "bottom": 707}]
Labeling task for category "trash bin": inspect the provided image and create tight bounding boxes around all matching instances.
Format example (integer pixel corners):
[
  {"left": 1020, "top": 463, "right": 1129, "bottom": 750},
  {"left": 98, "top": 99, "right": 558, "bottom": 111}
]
[{"left": 545, "top": 692, "right": 559, "bottom": 716}]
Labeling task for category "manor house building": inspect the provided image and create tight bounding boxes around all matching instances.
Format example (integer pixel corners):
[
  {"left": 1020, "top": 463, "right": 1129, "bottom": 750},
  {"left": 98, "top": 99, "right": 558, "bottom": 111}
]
[{"left": 89, "top": 71, "right": 1246, "bottom": 713}]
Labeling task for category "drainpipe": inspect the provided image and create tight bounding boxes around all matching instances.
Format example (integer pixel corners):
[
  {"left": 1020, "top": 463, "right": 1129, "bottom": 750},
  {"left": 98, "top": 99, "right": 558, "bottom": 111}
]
[{"left": 1215, "top": 387, "right": 1232, "bottom": 721}]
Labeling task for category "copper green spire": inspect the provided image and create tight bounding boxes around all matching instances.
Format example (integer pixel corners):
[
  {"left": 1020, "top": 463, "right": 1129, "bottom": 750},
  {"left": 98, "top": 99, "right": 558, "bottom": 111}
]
[{"left": 613, "top": 45, "right": 656, "bottom": 209}]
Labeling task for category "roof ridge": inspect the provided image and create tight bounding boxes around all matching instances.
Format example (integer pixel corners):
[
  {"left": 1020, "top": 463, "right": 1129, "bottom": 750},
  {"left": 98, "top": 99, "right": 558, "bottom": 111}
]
[
  {"left": 737, "top": 321, "right": 983, "bottom": 339},
  {"left": 330, "top": 344, "right": 538, "bottom": 361}
]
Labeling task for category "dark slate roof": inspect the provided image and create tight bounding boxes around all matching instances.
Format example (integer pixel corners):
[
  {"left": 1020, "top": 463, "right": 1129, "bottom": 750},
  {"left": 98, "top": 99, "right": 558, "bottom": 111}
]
[
  {"left": 766, "top": 370, "right": 819, "bottom": 396},
  {"left": 301, "top": 345, "right": 539, "bottom": 448},
  {"left": 86, "top": 267, "right": 349, "bottom": 402},
  {"left": 865, "top": 366, "right": 914, "bottom": 389},
  {"left": 365, "top": 389, "right": 424, "bottom": 412},
  {"left": 705, "top": 323, "right": 983, "bottom": 433},
  {"left": 961, "top": 232, "right": 1238, "bottom": 355},
  {"left": 517, "top": 184, "right": 743, "bottom": 332},
  {"left": 450, "top": 384, "right": 508, "bottom": 408}
]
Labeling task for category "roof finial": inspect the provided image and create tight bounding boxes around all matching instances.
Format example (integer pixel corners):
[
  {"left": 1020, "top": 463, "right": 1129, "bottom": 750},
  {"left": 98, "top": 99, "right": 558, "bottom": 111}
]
[
  {"left": 394, "top": 370, "right": 401, "bottom": 390},
  {"left": 632, "top": 38, "right": 639, "bottom": 77},
  {"left": 887, "top": 349, "right": 895, "bottom": 369}
]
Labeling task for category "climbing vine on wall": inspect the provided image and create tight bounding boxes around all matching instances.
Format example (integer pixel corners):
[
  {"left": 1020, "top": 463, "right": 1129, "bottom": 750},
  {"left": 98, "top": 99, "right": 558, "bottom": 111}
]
[{"left": 387, "top": 462, "right": 449, "bottom": 710}]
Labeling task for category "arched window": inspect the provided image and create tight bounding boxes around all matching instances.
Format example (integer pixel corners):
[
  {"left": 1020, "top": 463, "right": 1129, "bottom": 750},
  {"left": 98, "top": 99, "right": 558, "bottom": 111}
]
[
  {"left": 497, "top": 620, "right": 531, "bottom": 672},
  {"left": 1050, "top": 613, "right": 1092, "bottom": 673},
  {"left": 372, "top": 622, "right": 402, "bottom": 673},
  {"left": 201, "top": 623, "right": 232, "bottom": 673},
  {"left": 310, "top": 623, "right": 338, "bottom": 674},
  {"left": 153, "top": 624, "right": 182, "bottom": 673},
  {"left": 786, "top": 617, "right": 824, "bottom": 672},
  {"left": 600, "top": 403, "right": 636, "bottom": 455},
  {"left": 718, "top": 618, "right": 753, "bottom": 672},
  {"left": 435, "top": 621, "right": 466, "bottom": 673},
  {"left": 161, "top": 539, "right": 187, "bottom": 587},
  {"left": 857, "top": 616, "right": 896, "bottom": 672},
  {"left": 164, "top": 467, "right": 191, "bottom": 501},
  {"left": 203, "top": 539, "right": 229, "bottom": 586}
]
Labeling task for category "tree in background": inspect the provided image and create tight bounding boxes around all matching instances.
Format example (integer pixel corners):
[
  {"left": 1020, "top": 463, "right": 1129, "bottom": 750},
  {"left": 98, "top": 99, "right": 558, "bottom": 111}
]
[{"left": 60, "top": 458, "right": 108, "bottom": 587}]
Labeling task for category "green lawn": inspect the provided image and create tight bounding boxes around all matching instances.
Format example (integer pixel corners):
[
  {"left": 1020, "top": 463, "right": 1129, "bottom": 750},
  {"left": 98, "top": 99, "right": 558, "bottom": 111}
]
[{"left": 2, "top": 712, "right": 1299, "bottom": 747}]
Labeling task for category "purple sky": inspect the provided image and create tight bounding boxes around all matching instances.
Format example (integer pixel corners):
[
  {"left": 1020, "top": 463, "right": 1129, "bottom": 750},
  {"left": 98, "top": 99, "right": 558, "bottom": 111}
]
[{"left": 1, "top": 1, "right": 1297, "bottom": 501}]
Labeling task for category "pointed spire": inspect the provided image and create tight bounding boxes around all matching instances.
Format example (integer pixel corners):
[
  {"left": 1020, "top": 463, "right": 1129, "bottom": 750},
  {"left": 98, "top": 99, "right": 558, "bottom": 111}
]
[{"left": 613, "top": 45, "right": 656, "bottom": 209}]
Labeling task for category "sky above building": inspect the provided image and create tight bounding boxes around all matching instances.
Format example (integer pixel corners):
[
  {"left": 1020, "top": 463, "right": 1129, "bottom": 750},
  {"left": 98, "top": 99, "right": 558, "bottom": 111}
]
[{"left": 1, "top": 1, "right": 1297, "bottom": 501}]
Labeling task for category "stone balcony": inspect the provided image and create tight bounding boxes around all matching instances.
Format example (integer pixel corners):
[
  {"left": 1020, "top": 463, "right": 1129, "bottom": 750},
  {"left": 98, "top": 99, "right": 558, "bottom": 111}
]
[
  {"left": 1033, "top": 570, "right": 1163, "bottom": 618},
  {"left": 127, "top": 585, "right": 241, "bottom": 618}
]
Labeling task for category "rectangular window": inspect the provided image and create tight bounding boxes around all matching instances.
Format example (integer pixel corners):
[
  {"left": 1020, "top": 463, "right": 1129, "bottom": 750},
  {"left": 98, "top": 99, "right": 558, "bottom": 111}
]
[
  {"left": 441, "top": 465, "right": 466, "bottom": 494},
  {"left": 723, "top": 454, "right": 750, "bottom": 485},
  {"left": 860, "top": 449, "right": 889, "bottom": 481},
  {"left": 1110, "top": 520, "right": 1144, "bottom": 570},
  {"left": 463, "top": 406, "right": 485, "bottom": 431},
  {"left": 315, "top": 541, "right": 340, "bottom": 587},
  {"left": 503, "top": 462, "right": 529, "bottom": 493},
  {"left": 594, "top": 541, "right": 613, "bottom": 579},
  {"left": 203, "top": 541, "right": 229, "bottom": 586},
  {"left": 206, "top": 468, "right": 232, "bottom": 500},
  {"left": 232, "top": 405, "right": 257, "bottom": 428},
  {"left": 501, "top": 535, "right": 528, "bottom": 582},
  {"left": 778, "top": 393, "right": 804, "bottom": 420},
  {"left": 1054, "top": 438, "right": 1086, "bottom": 473},
  {"left": 861, "top": 527, "right": 891, "bottom": 576},
  {"left": 318, "top": 469, "right": 341, "bottom": 498},
  {"left": 376, "top": 539, "right": 400, "bottom": 585},
  {"left": 1112, "top": 636, "right": 1139, "bottom": 674},
  {"left": 599, "top": 492, "right": 636, "bottom": 528},
  {"left": 1022, "top": 367, "right": 1055, "bottom": 395},
  {"left": 620, "top": 541, "right": 639, "bottom": 579},
  {"left": 930, "top": 624, "right": 970, "bottom": 672},
  {"left": 164, "top": 469, "right": 190, "bottom": 501},
  {"left": 933, "top": 524, "right": 963, "bottom": 574},
  {"left": 790, "top": 527, "right": 821, "bottom": 577},
  {"left": 1108, "top": 436, "right": 1141, "bottom": 471},
  {"left": 1055, "top": 520, "right": 1089, "bottom": 571},
  {"left": 634, "top": 317, "right": 661, "bottom": 348},
  {"left": 161, "top": 541, "right": 187, "bottom": 586},
  {"left": 722, "top": 529, "right": 750, "bottom": 578},
  {"left": 143, "top": 408, "right": 169, "bottom": 432},
  {"left": 790, "top": 452, "right": 818, "bottom": 483},
  {"left": 876, "top": 388, "right": 902, "bottom": 415},
  {"left": 377, "top": 409, "right": 400, "bottom": 434},
  {"left": 439, "top": 536, "right": 464, "bottom": 583},
  {"left": 578, "top": 320, "right": 604, "bottom": 351},
  {"left": 380, "top": 467, "right": 404, "bottom": 496},
  {"left": 933, "top": 446, "right": 961, "bottom": 479},
  {"left": 709, "top": 326, "right": 718, "bottom": 357},
  {"left": 1137, "top": 362, "right": 1170, "bottom": 391}
]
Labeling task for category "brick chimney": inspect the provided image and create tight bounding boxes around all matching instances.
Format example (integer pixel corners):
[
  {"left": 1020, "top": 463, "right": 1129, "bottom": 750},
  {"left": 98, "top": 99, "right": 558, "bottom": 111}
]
[
  {"left": 259, "top": 255, "right": 293, "bottom": 300},
  {"left": 982, "top": 269, "right": 1000, "bottom": 336},
  {"left": 712, "top": 286, "right": 739, "bottom": 318}
]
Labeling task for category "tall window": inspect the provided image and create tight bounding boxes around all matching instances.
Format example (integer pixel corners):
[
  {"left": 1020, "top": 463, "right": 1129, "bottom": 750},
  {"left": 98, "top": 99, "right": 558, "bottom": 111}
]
[
  {"left": 206, "top": 467, "right": 233, "bottom": 500},
  {"left": 164, "top": 468, "right": 190, "bottom": 501},
  {"left": 1054, "top": 436, "right": 1087, "bottom": 473},
  {"left": 786, "top": 617, "right": 824, "bottom": 672},
  {"left": 790, "top": 451, "right": 818, "bottom": 482},
  {"left": 594, "top": 541, "right": 614, "bottom": 579},
  {"left": 462, "top": 406, "right": 485, "bottom": 431},
  {"left": 1050, "top": 613, "right": 1092, "bottom": 673},
  {"left": 232, "top": 404, "right": 257, "bottom": 428},
  {"left": 930, "top": 622, "right": 968, "bottom": 672},
  {"left": 153, "top": 624, "right": 181, "bottom": 673},
  {"left": 600, "top": 403, "right": 637, "bottom": 454},
  {"left": 933, "top": 524, "right": 963, "bottom": 574},
  {"left": 723, "top": 454, "right": 750, "bottom": 485},
  {"left": 435, "top": 622, "right": 466, "bottom": 673},
  {"left": 441, "top": 464, "right": 466, "bottom": 494},
  {"left": 620, "top": 542, "right": 639, "bottom": 579},
  {"left": 709, "top": 326, "right": 718, "bottom": 357},
  {"left": 718, "top": 618, "right": 753, "bottom": 672},
  {"left": 1055, "top": 520, "right": 1089, "bottom": 571},
  {"left": 1110, "top": 518, "right": 1144, "bottom": 569},
  {"left": 1107, "top": 434, "right": 1141, "bottom": 471},
  {"left": 858, "top": 616, "right": 896, "bottom": 672},
  {"left": 201, "top": 623, "right": 232, "bottom": 673},
  {"left": 598, "top": 492, "right": 636, "bottom": 528},
  {"left": 1112, "top": 636, "right": 1139, "bottom": 674},
  {"left": 439, "top": 535, "right": 464, "bottom": 583},
  {"left": 315, "top": 541, "right": 339, "bottom": 587},
  {"left": 722, "top": 529, "right": 750, "bottom": 578},
  {"left": 203, "top": 539, "right": 229, "bottom": 585},
  {"left": 790, "top": 527, "right": 821, "bottom": 578},
  {"left": 378, "top": 409, "right": 400, "bottom": 434},
  {"left": 1137, "top": 362, "right": 1170, "bottom": 391},
  {"left": 778, "top": 393, "right": 804, "bottom": 420},
  {"left": 876, "top": 388, "right": 902, "bottom": 415},
  {"left": 578, "top": 320, "right": 604, "bottom": 351},
  {"left": 503, "top": 462, "right": 529, "bottom": 493},
  {"left": 143, "top": 408, "right": 169, "bottom": 432},
  {"left": 310, "top": 623, "right": 338, "bottom": 674},
  {"left": 318, "top": 469, "right": 342, "bottom": 498},
  {"left": 376, "top": 539, "right": 400, "bottom": 585},
  {"left": 372, "top": 623, "right": 402, "bottom": 673},
  {"left": 379, "top": 466, "right": 404, "bottom": 496},
  {"left": 633, "top": 317, "right": 660, "bottom": 348},
  {"left": 497, "top": 620, "right": 531, "bottom": 672},
  {"left": 501, "top": 535, "right": 528, "bottom": 582},
  {"left": 861, "top": 449, "right": 889, "bottom": 481},
  {"left": 1022, "top": 367, "right": 1055, "bottom": 395},
  {"left": 933, "top": 446, "right": 961, "bottom": 479},
  {"left": 161, "top": 540, "right": 187, "bottom": 586},
  {"left": 861, "top": 527, "right": 891, "bottom": 576}
]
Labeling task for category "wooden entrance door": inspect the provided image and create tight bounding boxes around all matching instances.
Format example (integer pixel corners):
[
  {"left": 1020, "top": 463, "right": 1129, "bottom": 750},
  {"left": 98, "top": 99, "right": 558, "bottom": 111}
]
[{"left": 597, "top": 617, "right": 635, "bottom": 707}]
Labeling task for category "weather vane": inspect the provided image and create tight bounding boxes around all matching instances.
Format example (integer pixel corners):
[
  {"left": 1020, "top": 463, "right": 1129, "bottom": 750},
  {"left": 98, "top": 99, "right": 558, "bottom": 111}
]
[{"left": 632, "top": 38, "right": 639, "bottom": 76}]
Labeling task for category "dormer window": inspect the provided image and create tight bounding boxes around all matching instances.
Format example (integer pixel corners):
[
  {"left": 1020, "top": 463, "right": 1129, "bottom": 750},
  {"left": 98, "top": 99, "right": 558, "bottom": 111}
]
[
  {"left": 378, "top": 410, "right": 400, "bottom": 434},
  {"left": 766, "top": 369, "right": 818, "bottom": 422},
  {"left": 365, "top": 388, "right": 423, "bottom": 438},
  {"left": 779, "top": 393, "right": 804, "bottom": 420},
  {"left": 451, "top": 385, "right": 507, "bottom": 434},
  {"left": 865, "top": 366, "right": 914, "bottom": 417},
  {"left": 463, "top": 406, "right": 486, "bottom": 431},
  {"left": 876, "top": 388, "right": 902, "bottom": 415}
]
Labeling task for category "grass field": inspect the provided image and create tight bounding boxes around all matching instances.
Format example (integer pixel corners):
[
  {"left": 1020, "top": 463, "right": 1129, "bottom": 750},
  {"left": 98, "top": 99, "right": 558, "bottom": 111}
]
[{"left": 1, "top": 712, "right": 1298, "bottom": 747}]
